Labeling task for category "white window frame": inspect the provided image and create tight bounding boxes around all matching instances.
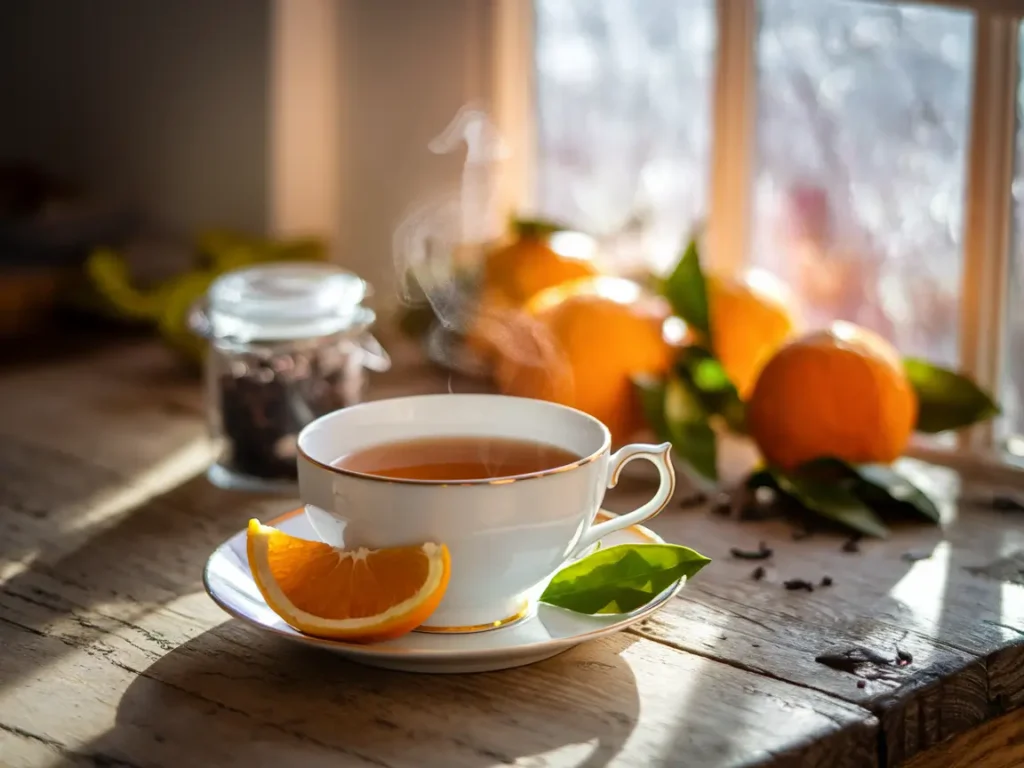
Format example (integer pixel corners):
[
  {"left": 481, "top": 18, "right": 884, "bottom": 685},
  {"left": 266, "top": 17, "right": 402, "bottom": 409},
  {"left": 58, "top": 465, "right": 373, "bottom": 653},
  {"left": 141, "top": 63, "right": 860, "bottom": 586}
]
[{"left": 495, "top": 0, "right": 1024, "bottom": 474}]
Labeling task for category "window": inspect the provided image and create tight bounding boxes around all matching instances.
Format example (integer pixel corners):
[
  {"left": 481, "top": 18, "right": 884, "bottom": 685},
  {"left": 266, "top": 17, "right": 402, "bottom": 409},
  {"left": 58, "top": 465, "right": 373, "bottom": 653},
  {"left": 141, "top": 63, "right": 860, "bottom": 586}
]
[
  {"left": 522, "top": 0, "right": 1023, "bottom": 464},
  {"left": 1006, "top": 25, "right": 1024, "bottom": 452},
  {"left": 534, "top": 0, "right": 716, "bottom": 272},
  {"left": 753, "top": 0, "right": 973, "bottom": 367}
]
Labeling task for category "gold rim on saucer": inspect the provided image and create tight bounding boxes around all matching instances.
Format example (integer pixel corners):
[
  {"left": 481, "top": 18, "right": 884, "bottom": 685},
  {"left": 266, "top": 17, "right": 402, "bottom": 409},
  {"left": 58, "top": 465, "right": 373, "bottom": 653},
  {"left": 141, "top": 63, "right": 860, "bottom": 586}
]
[{"left": 415, "top": 602, "right": 532, "bottom": 635}]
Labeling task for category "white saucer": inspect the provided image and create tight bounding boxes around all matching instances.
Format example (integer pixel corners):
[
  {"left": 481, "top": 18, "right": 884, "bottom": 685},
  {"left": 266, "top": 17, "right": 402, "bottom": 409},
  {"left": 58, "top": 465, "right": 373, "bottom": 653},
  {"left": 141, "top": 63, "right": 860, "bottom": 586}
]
[{"left": 203, "top": 508, "right": 684, "bottom": 674}]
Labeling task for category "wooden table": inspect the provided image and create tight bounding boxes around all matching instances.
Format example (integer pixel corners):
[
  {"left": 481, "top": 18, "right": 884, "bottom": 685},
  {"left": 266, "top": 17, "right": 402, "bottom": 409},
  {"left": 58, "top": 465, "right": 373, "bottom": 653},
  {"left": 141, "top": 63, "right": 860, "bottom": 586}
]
[{"left": 3, "top": 336, "right": 1024, "bottom": 768}]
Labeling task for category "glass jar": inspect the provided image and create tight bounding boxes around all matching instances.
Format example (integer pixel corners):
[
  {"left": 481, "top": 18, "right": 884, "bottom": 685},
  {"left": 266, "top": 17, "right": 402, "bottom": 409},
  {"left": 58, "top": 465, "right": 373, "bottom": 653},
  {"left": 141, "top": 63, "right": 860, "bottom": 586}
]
[{"left": 189, "top": 262, "right": 390, "bottom": 491}]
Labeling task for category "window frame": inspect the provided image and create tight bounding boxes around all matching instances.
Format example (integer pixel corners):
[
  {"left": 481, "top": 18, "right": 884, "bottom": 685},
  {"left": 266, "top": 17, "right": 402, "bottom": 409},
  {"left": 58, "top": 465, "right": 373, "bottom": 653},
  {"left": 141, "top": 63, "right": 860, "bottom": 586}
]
[{"left": 502, "top": 0, "right": 1024, "bottom": 473}]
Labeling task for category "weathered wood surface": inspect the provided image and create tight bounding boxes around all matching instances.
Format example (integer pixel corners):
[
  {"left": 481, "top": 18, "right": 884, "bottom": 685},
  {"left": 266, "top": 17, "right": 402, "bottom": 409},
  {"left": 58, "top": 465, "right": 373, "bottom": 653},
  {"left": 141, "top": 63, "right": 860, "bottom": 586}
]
[{"left": 1, "top": 335, "right": 1023, "bottom": 767}]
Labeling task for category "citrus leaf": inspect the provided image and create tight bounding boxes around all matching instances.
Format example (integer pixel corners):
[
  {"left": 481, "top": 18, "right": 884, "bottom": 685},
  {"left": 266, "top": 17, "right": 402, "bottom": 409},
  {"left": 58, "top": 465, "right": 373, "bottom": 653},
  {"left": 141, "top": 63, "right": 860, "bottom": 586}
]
[
  {"left": 850, "top": 463, "right": 941, "bottom": 523},
  {"left": 541, "top": 543, "right": 711, "bottom": 615},
  {"left": 745, "top": 467, "right": 778, "bottom": 490},
  {"left": 512, "top": 217, "right": 569, "bottom": 239},
  {"left": 663, "top": 237, "right": 711, "bottom": 343},
  {"left": 772, "top": 468, "right": 890, "bottom": 538},
  {"left": 633, "top": 375, "right": 670, "bottom": 442},
  {"left": 663, "top": 376, "right": 718, "bottom": 481},
  {"left": 904, "top": 357, "right": 999, "bottom": 433},
  {"left": 664, "top": 375, "right": 704, "bottom": 424},
  {"left": 670, "top": 420, "right": 718, "bottom": 482},
  {"left": 675, "top": 346, "right": 746, "bottom": 434}
]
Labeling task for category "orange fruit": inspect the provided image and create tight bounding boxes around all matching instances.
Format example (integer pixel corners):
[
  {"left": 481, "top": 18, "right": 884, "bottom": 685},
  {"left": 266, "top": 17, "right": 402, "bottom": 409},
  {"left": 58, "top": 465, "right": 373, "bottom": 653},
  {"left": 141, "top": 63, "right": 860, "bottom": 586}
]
[
  {"left": 746, "top": 321, "right": 917, "bottom": 471},
  {"left": 706, "top": 270, "right": 796, "bottom": 398},
  {"left": 493, "top": 276, "right": 674, "bottom": 443},
  {"left": 246, "top": 520, "right": 450, "bottom": 643},
  {"left": 468, "top": 230, "right": 599, "bottom": 363},
  {"left": 481, "top": 230, "right": 599, "bottom": 308}
]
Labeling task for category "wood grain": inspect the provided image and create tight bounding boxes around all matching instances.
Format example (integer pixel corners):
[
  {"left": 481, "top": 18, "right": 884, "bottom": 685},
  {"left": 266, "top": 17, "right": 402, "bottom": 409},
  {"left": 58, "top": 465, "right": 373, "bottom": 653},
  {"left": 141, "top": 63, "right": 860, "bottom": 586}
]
[
  {"left": 1, "top": 335, "right": 1023, "bottom": 767},
  {"left": 904, "top": 709, "right": 1024, "bottom": 768}
]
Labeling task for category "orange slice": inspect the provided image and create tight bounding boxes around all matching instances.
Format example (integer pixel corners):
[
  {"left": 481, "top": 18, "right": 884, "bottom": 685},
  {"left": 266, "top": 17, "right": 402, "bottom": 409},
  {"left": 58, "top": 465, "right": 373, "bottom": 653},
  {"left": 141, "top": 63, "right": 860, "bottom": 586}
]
[{"left": 246, "top": 519, "right": 450, "bottom": 643}]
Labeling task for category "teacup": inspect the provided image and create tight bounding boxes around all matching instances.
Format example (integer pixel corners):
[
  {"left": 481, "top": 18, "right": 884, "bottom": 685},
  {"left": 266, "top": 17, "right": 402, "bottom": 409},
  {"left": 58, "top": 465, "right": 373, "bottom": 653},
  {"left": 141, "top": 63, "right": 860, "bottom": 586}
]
[{"left": 297, "top": 394, "right": 675, "bottom": 632}]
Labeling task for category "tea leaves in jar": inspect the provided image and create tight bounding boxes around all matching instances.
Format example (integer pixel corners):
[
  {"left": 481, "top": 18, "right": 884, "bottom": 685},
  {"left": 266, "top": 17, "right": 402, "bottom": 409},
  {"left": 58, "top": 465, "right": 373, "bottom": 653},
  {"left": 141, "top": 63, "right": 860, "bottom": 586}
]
[{"left": 194, "top": 263, "right": 388, "bottom": 490}]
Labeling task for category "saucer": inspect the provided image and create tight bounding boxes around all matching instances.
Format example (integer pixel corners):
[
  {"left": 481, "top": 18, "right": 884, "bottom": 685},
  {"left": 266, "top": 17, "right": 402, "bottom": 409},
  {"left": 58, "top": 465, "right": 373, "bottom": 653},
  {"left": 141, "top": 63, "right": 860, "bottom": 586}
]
[{"left": 203, "top": 508, "right": 684, "bottom": 674}]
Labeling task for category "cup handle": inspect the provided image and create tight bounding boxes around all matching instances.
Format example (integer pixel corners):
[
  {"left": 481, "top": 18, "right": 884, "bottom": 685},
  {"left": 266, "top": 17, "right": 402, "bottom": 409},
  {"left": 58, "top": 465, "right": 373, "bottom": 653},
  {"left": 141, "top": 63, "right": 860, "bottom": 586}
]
[{"left": 570, "top": 442, "right": 676, "bottom": 557}]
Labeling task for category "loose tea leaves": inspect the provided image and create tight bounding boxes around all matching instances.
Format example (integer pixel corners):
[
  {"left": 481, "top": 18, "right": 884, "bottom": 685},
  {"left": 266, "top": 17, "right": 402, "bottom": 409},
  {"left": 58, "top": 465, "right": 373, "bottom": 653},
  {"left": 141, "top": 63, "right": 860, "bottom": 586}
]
[
  {"left": 783, "top": 578, "right": 815, "bottom": 592},
  {"left": 729, "top": 541, "right": 773, "bottom": 560}
]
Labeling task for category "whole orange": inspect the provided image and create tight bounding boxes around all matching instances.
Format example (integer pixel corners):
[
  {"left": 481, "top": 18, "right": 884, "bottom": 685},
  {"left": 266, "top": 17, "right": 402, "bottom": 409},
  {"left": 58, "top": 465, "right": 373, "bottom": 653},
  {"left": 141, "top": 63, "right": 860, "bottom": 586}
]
[
  {"left": 468, "top": 231, "right": 598, "bottom": 363},
  {"left": 746, "top": 321, "right": 917, "bottom": 470},
  {"left": 706, "top": 270, "right": 795, "bottom": 398},
  {"left": 481, "top": 230, "right": 599, "bottom": 308},
  {"left": 493, "top": 277, "right": 674, "bottom": 443}
]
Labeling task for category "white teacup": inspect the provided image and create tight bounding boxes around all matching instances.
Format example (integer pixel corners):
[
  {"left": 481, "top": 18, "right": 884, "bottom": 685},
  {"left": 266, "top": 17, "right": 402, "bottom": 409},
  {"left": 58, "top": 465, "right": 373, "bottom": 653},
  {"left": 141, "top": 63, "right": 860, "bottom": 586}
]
[{"left": 297, "top": 394, "right": 675, "bottom": 632}]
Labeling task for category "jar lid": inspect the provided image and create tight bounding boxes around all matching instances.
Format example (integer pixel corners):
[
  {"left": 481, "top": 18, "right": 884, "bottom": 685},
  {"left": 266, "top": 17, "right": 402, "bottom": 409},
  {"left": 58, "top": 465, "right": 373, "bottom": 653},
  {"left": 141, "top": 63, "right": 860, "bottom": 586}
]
[{"left": 205, "top": 262, "right": 371, "bottom": 341}]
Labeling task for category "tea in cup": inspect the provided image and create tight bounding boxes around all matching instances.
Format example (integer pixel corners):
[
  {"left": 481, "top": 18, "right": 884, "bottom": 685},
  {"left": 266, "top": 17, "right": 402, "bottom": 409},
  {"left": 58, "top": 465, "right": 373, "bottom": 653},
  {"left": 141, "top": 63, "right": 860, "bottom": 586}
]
[{"left": 297, "top": 394, "right": 675, "bottom": 632}]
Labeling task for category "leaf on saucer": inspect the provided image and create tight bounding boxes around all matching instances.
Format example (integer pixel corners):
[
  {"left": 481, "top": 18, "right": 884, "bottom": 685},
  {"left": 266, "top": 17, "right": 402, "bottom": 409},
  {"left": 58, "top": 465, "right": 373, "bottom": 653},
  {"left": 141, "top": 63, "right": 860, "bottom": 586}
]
[{"left": 541, "top": 543, "right": 711, "bottom": 615}]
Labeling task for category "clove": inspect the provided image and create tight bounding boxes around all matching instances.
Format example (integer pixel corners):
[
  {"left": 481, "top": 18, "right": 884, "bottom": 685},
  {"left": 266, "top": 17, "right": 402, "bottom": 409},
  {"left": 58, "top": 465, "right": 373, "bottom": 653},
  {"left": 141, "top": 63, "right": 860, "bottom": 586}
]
[
  {"left": 784, "top": 578, "right": 815, "bottom": 592},
  {"left": 730, "top": 541, "right": 773, "bottom": 560},
  {"left": 901, "top": 550, "right": 932, "bottom": 563},
  {"left": 679, "top": 491, "right": 708, "bottom": 509}
]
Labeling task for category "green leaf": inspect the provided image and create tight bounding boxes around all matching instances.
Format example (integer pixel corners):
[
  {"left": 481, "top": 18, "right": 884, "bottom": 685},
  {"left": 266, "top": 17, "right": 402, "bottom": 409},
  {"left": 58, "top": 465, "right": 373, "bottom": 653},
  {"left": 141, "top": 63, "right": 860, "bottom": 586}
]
[
  {"left": 664, "top": 375, "right": 704, "bottom": 424},
  {"left": 512, "top": 217, "right": 569, "bottom": 239},
  {"left": 850, "top": 463, "right": 941, "bottom": 523},
  {"left": 772, "top": 468, "right": 890, "bottom": 538},
  {"left": 904, "top": 357, "right": 999, "bottom": 433},
  {"left": 675, "top": 346, "right": 746, "bottom": 434},
  {"left": 670, "top": 419, "right": 718, "bottom": 482},
  {"left": 632, "top": 375, "right": 669, "bottom": 442},
  {"left": 541, "top": 543, "right": 711, "bottom": 615},
  {"left": 664, "top": 377, "right": 718, "bottom": 481},
  {"left": 662, "top": 237, "right": 712, "bottom": 343}
]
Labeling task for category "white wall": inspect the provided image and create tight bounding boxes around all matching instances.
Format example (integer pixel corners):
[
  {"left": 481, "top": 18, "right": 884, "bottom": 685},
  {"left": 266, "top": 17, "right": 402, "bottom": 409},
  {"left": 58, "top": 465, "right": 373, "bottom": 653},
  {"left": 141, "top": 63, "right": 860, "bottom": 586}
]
[{"left": 335, "top": 0, "right": 497, "bottom": 304}]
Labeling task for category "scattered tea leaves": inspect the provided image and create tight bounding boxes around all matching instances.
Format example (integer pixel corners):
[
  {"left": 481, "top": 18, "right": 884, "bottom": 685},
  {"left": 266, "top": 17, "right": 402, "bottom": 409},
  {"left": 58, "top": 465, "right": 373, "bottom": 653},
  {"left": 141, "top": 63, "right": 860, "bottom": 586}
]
[
  {"left": 784, "top": 578, "right": 815, "bottom": 592},
  {"left": 900, "top": 550, "right": 932, "bottom": 563},
  {"left": 752, "top": 566, "right": 767, "bottom": 581},
  {"left": 821, "top": 576, "right": 833, "bottom": 587},
  {"left": 729, "top": 541, "right": 773, "bottom": 560},
  {"left": 541, "top": 543, "right": 711, "bottom": 615},
  {"left": 904, "top": 357, "right": 999, "bottom": 433},
  {"left": 678, "top": 491, "right": 708, "bottom": 509},
  {"left": 842, "top": 535, "right": 863, "bottom": 554}
]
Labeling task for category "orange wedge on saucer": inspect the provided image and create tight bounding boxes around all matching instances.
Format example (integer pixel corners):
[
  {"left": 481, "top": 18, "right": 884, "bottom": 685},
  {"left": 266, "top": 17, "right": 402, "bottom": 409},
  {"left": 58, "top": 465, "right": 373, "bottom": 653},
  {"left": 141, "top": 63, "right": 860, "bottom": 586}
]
[{"left": 246, "top": 520, "right": 450, "bottom": 643}]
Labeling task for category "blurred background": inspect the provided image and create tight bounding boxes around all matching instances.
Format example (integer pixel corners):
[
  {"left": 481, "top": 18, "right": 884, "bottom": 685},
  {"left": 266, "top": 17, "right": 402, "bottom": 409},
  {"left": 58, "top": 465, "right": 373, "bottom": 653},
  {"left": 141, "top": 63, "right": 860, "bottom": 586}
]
[{"left": 0, "top": 0, "right": 1020, "bottom": 449}]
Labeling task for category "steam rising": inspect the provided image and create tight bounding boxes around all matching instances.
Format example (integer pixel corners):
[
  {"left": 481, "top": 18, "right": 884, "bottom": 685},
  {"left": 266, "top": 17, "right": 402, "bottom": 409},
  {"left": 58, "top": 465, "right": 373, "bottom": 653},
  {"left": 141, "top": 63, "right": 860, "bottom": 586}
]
[
  {"left": 392, "top": 103, "right": 576, "bottom": 431},
  {"left": 393, "top": 103, "right": 509, "bottom": 336}
]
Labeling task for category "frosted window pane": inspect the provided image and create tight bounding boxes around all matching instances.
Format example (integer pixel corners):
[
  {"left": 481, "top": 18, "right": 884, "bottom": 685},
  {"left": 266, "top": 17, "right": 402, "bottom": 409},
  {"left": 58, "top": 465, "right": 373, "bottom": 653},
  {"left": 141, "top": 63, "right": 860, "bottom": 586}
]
[
  {"left": 752, "top": 0, "right": 973, "bottom": 367},
  {"left": 1003, "top": 29, "right": 1024, "bottom": 449},
  {"left": 534, "top": 0, "right": 716, "bottom": 272}
]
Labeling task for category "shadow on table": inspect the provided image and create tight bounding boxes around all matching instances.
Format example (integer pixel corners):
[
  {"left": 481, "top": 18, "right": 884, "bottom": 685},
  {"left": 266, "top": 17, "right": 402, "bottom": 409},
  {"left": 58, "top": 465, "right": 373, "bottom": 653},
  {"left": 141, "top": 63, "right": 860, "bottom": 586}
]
[
  {"left": 0, "top": 468, "right": 287, "bottom": 692},
  {"left": 77, "top": 625, "right": 641, "bottom": 768}
]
